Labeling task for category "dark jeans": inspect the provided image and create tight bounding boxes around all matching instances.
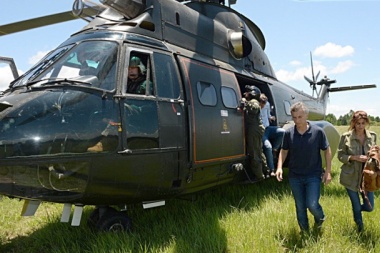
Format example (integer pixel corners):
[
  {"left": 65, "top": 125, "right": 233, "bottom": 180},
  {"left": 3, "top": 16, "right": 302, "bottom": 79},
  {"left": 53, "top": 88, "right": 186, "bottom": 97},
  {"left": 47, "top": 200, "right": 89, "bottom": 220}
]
[
  {"left": 346, "top": 188, "right": 374, "bottom": 230},
  {"left": 289, "top": 176, "right": 325, "bottom": 231},
  {"left": 262, "top": 126, "right": 285, "bottom": 171}
]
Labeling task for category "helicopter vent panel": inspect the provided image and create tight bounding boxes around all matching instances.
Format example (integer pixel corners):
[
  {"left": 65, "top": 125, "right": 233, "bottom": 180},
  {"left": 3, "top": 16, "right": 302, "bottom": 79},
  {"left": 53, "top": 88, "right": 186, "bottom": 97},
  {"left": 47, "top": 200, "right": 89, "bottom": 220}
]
[{"left": 100, "top": 0, "right": 147, "bottom": 19}]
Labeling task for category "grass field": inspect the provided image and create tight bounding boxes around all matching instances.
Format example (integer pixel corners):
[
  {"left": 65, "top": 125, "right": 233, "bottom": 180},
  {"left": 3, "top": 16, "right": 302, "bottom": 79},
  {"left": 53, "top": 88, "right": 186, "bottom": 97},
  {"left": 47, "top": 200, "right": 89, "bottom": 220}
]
[{"left": 1, "top": 126, "right": 379, "bottom": 253}]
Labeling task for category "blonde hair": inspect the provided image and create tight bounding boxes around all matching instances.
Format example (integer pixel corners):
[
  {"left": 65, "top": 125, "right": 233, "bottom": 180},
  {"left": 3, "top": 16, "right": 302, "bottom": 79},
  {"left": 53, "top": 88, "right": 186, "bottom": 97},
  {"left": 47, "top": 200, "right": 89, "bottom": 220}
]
[{"left": 290, "top": 102, "right": 309, "bottom": 115}]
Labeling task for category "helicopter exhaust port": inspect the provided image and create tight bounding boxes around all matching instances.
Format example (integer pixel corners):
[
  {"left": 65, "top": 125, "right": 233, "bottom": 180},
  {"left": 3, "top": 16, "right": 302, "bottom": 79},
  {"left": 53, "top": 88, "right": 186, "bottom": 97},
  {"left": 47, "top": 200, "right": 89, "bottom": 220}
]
[
  {"left": 72, "top": 0, "right": 106, "bottom": 22},
  {"left": 228, "top": 31, "right": 252, "bottom": 59},
  {"left": 99, "top": 0, "right": 147, "bottom": 19}
]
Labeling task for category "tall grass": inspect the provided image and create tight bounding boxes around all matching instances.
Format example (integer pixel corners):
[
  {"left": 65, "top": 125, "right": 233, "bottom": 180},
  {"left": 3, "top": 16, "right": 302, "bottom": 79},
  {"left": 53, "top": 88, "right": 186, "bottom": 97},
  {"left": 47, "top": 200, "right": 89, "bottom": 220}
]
[{"left": 1, "top": 126, "right": 380, "bottom": 253}]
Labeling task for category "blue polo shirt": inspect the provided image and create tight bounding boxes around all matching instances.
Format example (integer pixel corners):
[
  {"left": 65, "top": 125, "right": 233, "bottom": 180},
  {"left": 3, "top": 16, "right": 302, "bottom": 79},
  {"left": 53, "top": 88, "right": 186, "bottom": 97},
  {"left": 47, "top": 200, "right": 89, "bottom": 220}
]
[{"left": 282, "top": 122, "right": 329, "bottom": 178}]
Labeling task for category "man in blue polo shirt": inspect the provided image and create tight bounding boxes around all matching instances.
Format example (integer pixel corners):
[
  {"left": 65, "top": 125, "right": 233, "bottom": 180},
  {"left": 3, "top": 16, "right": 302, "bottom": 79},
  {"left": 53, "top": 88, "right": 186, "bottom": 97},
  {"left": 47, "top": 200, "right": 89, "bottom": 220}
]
[{"left": 275, "top": 102, "right": 332, "bottom": 232}]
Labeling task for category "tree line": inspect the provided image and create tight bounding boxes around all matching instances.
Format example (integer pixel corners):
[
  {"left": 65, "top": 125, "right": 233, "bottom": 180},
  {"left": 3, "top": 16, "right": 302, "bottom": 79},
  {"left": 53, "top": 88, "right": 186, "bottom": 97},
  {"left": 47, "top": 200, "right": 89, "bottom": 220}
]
[{"left": 325, "top": 110, "right": 380, "bottom": 126}]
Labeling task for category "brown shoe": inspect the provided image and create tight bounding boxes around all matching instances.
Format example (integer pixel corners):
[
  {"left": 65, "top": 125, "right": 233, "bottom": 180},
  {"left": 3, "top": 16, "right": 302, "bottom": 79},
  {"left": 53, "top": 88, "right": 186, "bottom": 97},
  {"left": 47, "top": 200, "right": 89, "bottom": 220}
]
[{"left": 87, "top": 142, "right": 103, "bottom": 152}]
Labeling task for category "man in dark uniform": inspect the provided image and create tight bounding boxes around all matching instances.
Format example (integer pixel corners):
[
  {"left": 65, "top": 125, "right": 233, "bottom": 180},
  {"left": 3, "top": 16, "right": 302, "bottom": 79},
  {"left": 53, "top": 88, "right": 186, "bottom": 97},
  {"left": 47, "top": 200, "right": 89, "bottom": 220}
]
[
  {"left": 239, "top": 85, "right": 265, "bottom": 182},
  {"left": 126, "top": 56, "right": 149, "bottom": 94}
]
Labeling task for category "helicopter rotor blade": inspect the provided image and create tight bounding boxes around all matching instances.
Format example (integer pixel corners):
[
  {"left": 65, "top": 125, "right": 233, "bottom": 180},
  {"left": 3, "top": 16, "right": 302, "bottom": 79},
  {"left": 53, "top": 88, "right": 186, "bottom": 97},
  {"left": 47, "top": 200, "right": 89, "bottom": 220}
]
[
  {"left": 328, "top": 84, "right": 377, "bottom": 92},
  {"left": 310, "top": 52, "right": 316, "bottom": 82},
  {"left": 0, "top": 1, "right": 104, "bottom": 37},
  {"left": 315, "top": 70, "right": 320, "bottom": 82},
  {"left": 0, "top": 11, "right": 79, "bottom": 36},
  {"left": 304, "top": 75, "right": 313, "bottom": 84}
]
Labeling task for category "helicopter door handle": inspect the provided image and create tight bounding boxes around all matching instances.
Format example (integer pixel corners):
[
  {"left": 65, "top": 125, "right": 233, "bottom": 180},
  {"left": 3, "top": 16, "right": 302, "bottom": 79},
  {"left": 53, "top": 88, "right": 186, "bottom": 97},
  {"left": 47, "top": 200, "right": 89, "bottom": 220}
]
[{"left": 118, "top": 149, "right": 132, "bottom": 154}]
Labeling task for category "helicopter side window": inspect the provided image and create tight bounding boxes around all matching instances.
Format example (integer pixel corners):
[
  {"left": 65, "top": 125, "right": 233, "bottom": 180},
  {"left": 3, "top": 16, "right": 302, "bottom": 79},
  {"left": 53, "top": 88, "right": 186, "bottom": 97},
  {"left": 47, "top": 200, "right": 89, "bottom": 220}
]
[
  {"left": 196, "top": 81, "right": 217, "bottom": 106},
  {"left": 284, "top": 101, "right": 291, "bottom": 116},
  {"left": 221, "top": 86, "right": 238, "bottom": 108},
  {"left": 125, "top": 52, "right": 154, "bottom": 95},
  {"left": 124, "top": 99, "right": 159, "bottom": 149},
  {"left": 154, "top": 53, "right": 180, "bottom": 99}
]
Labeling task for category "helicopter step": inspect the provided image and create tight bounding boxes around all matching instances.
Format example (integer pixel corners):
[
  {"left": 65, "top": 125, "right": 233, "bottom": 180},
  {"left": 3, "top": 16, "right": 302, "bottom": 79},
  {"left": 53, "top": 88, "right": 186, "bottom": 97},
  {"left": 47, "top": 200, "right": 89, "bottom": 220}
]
[{"left": 21, "top": 199, "right": 165, "bottom": 231}]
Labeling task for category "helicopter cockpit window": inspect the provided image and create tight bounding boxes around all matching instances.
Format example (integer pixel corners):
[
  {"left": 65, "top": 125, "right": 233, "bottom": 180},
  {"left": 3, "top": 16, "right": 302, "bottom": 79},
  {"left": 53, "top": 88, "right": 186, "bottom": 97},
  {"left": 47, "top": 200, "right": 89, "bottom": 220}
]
[
  {"left": 15, "top": 41, "right": 118, "bottom": 91},
  {"left": 196, "top": 81, "right": 217, "bottom": 106},
  {"left": 221, "top": 86, "right": 238, "bottom": 108},
  {"left": 11, "top": 46, "right": 71, "bottom": 87},
  {"left": 125, "top": 52, "right": 154, "bottom": 95},
  {"left": 154, "top": 53, "right": 180, "bottom": 99}
]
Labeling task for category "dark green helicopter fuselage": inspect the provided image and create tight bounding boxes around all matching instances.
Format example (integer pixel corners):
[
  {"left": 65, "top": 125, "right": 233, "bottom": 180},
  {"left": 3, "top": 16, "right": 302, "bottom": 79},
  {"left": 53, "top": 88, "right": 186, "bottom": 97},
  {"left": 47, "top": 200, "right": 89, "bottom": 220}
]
[{"left": 0, "top": 0, "right": 339, "bottom": 209}]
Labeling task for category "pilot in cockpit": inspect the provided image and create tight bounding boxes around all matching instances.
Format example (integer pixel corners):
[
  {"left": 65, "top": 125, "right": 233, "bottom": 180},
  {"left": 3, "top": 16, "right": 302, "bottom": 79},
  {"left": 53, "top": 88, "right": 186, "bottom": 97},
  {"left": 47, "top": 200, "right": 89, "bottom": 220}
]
[{"left": 126, "top": 56, "right": 150, "bottom": 94}]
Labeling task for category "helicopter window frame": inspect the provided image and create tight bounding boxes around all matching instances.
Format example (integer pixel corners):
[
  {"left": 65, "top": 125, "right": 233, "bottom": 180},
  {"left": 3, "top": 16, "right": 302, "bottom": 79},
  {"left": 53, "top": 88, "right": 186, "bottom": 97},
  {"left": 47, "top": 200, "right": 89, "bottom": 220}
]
[
  {"left": 153, "top": 52, "right": 181, "bottom": 99},
  {"left": 10, "top": 45, "right": 73, "bottom": 87},
  {"left": 14, "top": 40, "right": 119, "bottom": 91},
  {"left": 123, "top": 47, "right": 155, "bottom": 97},
  {"left": 221, "top": 86, "right": 238, "bottom": 109},
  {"left": 196, "top": 81, "right": 217, "bottom": 107}
]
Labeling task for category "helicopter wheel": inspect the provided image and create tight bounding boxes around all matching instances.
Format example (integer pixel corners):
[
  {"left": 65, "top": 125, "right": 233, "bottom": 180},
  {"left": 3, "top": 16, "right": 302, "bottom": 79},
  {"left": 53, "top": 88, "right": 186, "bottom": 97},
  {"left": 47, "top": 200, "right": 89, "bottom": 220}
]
[
  {"left": 94, "top": 207, "right": 132, "bottom": 232},
  {"left": 87, "top": 207, "right": 101, "bottom": 229}
]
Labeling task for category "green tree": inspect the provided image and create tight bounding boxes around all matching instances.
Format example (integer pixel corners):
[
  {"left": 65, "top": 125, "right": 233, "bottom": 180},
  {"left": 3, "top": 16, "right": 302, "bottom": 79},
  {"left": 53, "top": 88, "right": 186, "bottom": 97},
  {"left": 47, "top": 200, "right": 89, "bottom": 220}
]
[{"left": 325, "top": 113, "right": 337, "bottom": 125}]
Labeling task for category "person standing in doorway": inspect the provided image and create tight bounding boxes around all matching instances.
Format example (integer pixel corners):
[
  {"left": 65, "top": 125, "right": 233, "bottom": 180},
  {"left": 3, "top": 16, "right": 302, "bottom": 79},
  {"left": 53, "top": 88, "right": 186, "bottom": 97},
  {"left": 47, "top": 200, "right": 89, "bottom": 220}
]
[
  {"left": 239, "top": 85, "right": 265, "bottom": 182},
  {"left": 259, "top": 93, "right": 285, "bottom": 177}
]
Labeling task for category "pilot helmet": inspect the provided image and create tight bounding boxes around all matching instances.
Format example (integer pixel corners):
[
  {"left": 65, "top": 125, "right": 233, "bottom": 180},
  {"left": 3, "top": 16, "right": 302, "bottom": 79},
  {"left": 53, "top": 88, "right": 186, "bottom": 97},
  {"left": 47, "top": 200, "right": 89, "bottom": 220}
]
[
  {"left": 245, "top": 85, "right": 261, "bottom": 100},
  {"left": 129, "top": 56, "right": 146, "bottom": 74}
]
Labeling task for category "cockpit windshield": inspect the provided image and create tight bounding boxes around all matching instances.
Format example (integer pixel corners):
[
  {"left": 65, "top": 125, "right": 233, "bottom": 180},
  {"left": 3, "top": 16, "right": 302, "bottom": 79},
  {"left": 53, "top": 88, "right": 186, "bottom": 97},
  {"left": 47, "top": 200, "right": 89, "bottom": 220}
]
[{"left": 12, "top": 41, "right": 118, "bottom": 91}]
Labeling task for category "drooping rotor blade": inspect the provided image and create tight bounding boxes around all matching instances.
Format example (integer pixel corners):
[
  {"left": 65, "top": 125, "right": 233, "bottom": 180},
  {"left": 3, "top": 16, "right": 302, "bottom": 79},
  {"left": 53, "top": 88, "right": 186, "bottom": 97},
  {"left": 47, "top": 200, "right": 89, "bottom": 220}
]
[
  {"left": 0, "top": 11, "right": 79, "bottom": 36},
  {"left": 0, "top": 3, "right": 104, "bottom": 37},
  {"left": 328, "top": 84, "right": 377, "bottom": 92}
]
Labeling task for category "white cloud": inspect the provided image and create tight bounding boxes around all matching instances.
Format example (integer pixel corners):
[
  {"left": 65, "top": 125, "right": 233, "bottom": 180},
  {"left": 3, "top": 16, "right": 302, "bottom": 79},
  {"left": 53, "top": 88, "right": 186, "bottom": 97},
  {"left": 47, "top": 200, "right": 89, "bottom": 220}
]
[
  {"left": 28, "top": 50, "right": 50, "bottom": 65},
  {"left": 330, "top": 60, "right": 355, "bottom": 74},
  {"left": 276, "top": 67, "right": 308, "bottom": 82},
  {"left": 0, "top": 50, "right": 48, "bottom": 91},
  {"left": 276, "top": 62, "right": 327, "bottom": 83},
  {"left": 290, "top": 60, "right": 302, "bottom": 66},
  {"left": 0, "top": 66, "right": 16, "bottom": 91},
  {"left": 313, "top": 42, "right": 354, "bottom": 58},
  {"left": 276, "top": 57, "right": 355, "bottom": 83}
]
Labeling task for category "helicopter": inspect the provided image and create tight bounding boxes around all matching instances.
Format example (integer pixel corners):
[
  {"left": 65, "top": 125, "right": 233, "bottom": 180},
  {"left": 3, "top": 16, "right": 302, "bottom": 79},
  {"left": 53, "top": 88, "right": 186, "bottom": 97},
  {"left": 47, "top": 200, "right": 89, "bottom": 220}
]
[{"left": 0, "top": 0, "right": 377, "bottom": 231}]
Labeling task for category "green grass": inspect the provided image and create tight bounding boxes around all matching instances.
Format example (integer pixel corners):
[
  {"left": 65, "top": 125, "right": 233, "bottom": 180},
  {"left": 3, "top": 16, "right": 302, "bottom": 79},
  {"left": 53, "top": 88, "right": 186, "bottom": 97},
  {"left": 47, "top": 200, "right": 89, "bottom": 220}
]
[{"left": 1, "top": 126, "right": 380, "bottom": 253}]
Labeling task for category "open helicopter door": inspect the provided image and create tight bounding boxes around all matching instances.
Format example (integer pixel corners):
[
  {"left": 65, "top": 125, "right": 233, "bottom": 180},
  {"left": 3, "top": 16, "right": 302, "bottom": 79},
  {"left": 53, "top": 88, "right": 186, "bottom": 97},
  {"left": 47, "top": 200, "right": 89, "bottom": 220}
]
[
  {"left": 118, "top": 46, "right": 187, "bottom": 196},
  {"left": 177, "top": 56, "right": 245, "bottom": 188}
]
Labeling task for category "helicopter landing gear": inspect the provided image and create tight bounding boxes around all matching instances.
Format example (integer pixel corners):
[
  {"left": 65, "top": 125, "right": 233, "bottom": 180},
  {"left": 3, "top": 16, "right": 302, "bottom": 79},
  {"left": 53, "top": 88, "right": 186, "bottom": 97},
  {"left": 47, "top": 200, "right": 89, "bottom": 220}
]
[{"left": 87, "top": 206, "right": 132, "bottom": 232}]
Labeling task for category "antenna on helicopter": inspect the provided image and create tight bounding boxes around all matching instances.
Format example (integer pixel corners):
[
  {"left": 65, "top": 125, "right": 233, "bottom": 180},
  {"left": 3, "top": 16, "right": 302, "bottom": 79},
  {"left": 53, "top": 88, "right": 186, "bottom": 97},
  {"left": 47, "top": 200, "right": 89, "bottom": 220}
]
[{"left": 304, "top": 52, "right": 320, "bottom": 97}]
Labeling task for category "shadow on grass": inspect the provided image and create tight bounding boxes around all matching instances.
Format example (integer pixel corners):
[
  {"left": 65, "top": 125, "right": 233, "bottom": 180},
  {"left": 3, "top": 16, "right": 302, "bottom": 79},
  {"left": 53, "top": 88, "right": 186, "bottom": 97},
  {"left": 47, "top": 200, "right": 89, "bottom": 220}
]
[
  {"left": 0, "top": 173, "right": 293, "bottom": 253},
  {"left": 337, "top": 223, "right": 379, "bottom": 252},
  {"left": 276, "top": 225, "right": 324, "bottom": 252}
]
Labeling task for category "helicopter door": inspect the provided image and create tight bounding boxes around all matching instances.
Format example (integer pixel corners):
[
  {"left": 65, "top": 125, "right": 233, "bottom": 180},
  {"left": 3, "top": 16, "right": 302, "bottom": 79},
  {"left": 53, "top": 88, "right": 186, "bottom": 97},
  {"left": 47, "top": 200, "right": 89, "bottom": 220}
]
[
  {"left": 118, "top": 48, "right": 186, "bottom": 196},
  {"left": 177, "top": 56, "right": 245, "bottom": 166},
  {"left": 153, "top": 52, "right": 185, "bottom": 149}
]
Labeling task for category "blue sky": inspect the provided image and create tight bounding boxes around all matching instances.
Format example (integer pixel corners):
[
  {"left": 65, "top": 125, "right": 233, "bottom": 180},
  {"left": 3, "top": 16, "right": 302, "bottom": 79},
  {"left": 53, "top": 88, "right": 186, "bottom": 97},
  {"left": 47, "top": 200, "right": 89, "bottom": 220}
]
[{"left": 1, "top": 0, "right": 379, "bottom": 117}]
